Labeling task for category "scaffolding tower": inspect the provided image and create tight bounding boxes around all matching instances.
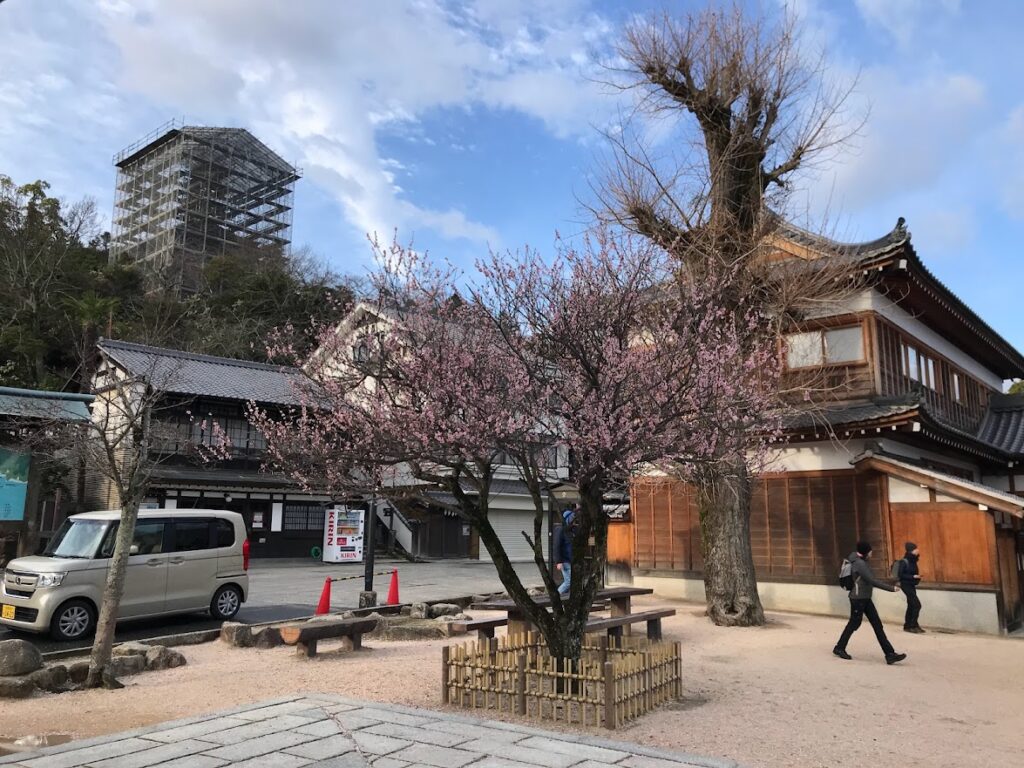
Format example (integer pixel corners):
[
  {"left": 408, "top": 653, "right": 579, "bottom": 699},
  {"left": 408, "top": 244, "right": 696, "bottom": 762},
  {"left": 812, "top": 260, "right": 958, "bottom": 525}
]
[{"left": 110, "top": 119, "right": 301, "bottom": 291}]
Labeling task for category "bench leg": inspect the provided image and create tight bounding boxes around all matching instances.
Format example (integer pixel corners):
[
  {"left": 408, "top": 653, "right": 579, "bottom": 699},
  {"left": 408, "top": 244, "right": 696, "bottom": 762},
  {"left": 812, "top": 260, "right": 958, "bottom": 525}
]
[
  {"left": 646, "top": 618, "right": 662, "bottom": 641},
  {"left": 477, "top": 628, "right": 495, "bottom": 642},
  {"left": 340, "top": 633, "right": 362, "bottom": 651},
  {"left": 297, "top": 640, "right": 317, "bottom": 658},
  {"left": 608, "top": 626, "right": 624, "bottom": 640}
]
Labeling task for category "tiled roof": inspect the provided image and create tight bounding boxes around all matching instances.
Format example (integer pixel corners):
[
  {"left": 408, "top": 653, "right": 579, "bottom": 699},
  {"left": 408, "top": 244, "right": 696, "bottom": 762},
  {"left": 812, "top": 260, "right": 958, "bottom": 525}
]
[
  {"left": 785, "top": 400, "right": 919, "bottom": 432},
  {"left": 98, "top": 339, "right": 305, "bottom": 406},
  {"left": 0, "top": 386, "right": 93, "bottom": 422},
  {"left": 778, "top": 218, "right": 911, "bottom": 260},
  {"left": 974, "top": 394, "right": 1024, "bottom": 455}
]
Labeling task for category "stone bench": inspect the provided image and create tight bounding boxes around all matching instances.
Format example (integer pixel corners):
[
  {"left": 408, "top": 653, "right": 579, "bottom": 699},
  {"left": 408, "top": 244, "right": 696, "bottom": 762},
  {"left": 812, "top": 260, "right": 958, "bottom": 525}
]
[
  {"left": 279, "top": 617, "right": 377, "bottom": 658},
  {"left": 585, "top": 608, "right": 676, "bottom": 641},
  {"left": 448, "top": 617, "right": 509, "bottom": 641}
]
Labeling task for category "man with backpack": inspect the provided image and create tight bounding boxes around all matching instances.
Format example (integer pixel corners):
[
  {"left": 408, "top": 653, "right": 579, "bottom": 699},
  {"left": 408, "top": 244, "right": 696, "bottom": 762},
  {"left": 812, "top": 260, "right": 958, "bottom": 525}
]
[
  {"left": 834, "top": 541, "right": 907, "bottom": 664},
  {"left": 894, "top": 542, "right": 924, "bottom": 633}
]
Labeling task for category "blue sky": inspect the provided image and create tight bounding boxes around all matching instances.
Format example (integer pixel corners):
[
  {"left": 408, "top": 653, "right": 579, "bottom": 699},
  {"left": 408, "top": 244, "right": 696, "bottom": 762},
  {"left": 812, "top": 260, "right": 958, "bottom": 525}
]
[{"left": 2, "top": 0, "right": 1024, "bottom": 350}]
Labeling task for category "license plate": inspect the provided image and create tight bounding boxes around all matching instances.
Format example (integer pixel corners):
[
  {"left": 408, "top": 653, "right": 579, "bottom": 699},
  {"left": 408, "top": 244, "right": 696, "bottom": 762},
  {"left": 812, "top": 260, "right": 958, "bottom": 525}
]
[{"left": 1, "top": 604, "right": 14, "bottom": 620}]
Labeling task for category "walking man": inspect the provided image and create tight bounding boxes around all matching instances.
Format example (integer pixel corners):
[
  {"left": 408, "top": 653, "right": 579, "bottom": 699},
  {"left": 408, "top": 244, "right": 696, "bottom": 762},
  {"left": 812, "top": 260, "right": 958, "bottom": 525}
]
[
  {"left": 834, "top": 541, "right": 907, "bottom": 664},
  {"left": 898, "top": 542, "right": 925, "bottom": 633},
  {"left": 555, "top": 507, "right": 575, "bottom": 596}
]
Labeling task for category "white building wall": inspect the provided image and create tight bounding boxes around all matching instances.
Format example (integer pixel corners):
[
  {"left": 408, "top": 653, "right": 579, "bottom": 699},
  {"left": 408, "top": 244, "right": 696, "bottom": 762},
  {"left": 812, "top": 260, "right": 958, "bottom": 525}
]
[
  {"left": 624, "top": 574, "right": 1001, "bottom": 635},
  {"left": 765, "top": 438, "right": 980, "bottom": 479}
]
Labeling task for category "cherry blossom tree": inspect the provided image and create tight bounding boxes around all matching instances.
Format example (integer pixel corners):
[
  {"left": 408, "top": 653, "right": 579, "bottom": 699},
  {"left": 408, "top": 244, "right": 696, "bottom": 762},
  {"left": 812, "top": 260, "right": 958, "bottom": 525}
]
[{"left": 253, "top": 230, "right": 782, "bottom": 659}]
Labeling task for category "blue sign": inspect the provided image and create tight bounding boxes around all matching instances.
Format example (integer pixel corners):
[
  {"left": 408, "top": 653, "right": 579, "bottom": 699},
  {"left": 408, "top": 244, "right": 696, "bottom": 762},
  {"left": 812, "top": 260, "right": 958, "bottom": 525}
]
[{"left": 0, "top": 447, "right": 29, "bottom": 521}]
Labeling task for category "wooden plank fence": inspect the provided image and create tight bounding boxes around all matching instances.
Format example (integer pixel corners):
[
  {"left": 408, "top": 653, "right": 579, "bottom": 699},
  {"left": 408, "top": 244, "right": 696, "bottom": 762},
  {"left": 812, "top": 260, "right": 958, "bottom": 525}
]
[{"left": 441, "top": 631, "right": 682, "bottom": 729}]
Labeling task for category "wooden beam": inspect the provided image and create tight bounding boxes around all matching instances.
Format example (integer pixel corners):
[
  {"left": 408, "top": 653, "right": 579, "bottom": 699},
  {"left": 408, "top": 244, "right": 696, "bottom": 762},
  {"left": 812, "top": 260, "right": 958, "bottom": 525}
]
[{"left": 856, "top": 457, "right": 1024, "bottom": 518}]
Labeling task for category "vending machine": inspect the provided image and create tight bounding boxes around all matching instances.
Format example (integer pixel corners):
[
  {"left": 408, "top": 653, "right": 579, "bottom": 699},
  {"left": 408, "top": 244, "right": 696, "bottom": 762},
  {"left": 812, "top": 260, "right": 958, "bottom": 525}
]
[{"left": 322, "top": 506, "right": 364, "bottom": 563}]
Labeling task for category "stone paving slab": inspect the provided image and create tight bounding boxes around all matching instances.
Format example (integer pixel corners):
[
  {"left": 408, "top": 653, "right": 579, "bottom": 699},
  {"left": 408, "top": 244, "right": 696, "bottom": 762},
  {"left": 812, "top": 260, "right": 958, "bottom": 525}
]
[{"left": 0, "top": 695, "right": 744, "bottom": 768}]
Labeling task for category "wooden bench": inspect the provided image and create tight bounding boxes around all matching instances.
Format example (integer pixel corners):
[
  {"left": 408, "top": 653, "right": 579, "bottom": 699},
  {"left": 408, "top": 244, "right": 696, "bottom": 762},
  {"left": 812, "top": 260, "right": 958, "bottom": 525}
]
[
  {"left": 585, "top": 608, "right": 676, "bottom": 641},
  {"left": 449, "top": 617, "right": 509, "bottom": 641},
  {"left": 279, "top": 617, "right": 378, "bottom": 658}
]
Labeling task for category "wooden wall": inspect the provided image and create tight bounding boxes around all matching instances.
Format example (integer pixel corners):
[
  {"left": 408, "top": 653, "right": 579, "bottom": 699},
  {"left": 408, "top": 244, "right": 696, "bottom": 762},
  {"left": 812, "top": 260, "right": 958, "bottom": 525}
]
[
  {"left": 606, "top": 521, "right": 634, "bottom": 568},
  {"left": 631, "top": 470, "right": 889, "bottom": 581},
  {"left": 889, "top": 502, "right": 995, "bottom": 586}
]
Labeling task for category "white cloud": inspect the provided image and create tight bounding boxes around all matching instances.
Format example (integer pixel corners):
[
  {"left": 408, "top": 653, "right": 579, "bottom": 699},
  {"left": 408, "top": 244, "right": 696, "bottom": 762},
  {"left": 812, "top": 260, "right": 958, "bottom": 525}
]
[
  {"left": 0, "top": 0, "right": 616, "bottom": 251},
  {"left": 998, "top": 104, "right": 1024, "bottom": 220},
  {"left": 854, "top": 0, "right": 961, "bottom": 45}
]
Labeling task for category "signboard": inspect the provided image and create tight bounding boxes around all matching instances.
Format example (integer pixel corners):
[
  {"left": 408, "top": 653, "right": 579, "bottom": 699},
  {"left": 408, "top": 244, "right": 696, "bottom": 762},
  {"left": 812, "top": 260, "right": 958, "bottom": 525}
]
[
  {"left": 323, "top": 506, "right": 364, "bottom": 563},
  {"left": 0, "top": 447, "right": 29, "bottom": 522}
]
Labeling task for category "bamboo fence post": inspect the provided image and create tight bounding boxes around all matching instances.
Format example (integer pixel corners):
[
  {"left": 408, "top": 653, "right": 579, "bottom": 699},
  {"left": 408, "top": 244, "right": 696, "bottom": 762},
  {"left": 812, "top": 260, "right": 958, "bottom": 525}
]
[
  {"left": 603, "top": 661, "right": 615, "bottom": 730},
  {"left": 516, "top": 653, "right": 527, "bottom": 715},
  {"left": 441, "top": 646, "right": 450, "bottom": 704}
]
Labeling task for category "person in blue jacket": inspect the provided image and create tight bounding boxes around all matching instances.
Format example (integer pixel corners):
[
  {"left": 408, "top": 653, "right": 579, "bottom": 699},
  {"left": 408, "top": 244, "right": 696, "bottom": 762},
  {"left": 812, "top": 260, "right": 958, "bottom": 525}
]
[{"left": 554, "top": 507, "right": 576, "bottom": 596}]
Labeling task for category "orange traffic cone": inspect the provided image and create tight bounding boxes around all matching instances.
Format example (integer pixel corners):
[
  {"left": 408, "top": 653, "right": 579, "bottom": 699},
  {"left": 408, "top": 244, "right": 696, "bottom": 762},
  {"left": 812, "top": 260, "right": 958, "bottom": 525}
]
[
  {"left": 386, "top": 569, "right": 400, "bottom": 605},
  {"left": 315, "top": 577, "right": 332, "bottom": 615}
]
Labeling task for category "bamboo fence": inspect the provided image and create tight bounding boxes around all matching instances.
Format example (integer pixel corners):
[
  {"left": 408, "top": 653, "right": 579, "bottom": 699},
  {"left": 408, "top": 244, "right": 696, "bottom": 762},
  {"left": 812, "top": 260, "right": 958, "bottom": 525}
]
[{"left": 441, "top": 631, "right": 682, "bottom": 729}]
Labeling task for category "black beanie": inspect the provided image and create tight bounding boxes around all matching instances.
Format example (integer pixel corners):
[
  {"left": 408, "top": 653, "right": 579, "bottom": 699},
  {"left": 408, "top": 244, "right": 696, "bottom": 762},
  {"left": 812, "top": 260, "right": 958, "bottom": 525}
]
[
  {"left": 905, "top": 542, "right": 918, "bottom": 553},
  {"left": 856, "top": 541, "right": 873, "bottom": 556}
]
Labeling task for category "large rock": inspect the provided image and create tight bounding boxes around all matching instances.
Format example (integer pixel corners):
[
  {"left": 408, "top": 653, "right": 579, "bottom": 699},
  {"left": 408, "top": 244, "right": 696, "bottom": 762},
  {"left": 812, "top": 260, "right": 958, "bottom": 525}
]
[
  {"left": 220, "top": 622, "right": 253, "bottom": 647},
  {"left": 251, "top": 627, "right": 282, "bottom": 649},
  {"left": 112, "top": 641, "right": 152, "bottom": 658},
  {"left": 428, "top": 603, "right": 462, "bottom": 618},
  {"left": 27, "top": 665, "right": 68, "bottom": 692},
  {"left": 0, "top": 639, "right": 43, "bottom": 677},
  {"left": 408, "top": 602, "right": 429, "bottom": 619},
  {"left": 67, "top": 660, "right": 90, "bottom": 684},
  {"left": 0, "top": 675, "right": 35, "bottom": 699},
  {"left": 106, "top": 654, "right": 146, "bottom": 677},
  {"left": 369, "top": 615, "right": 447, "bottom": 641},
  {"left": 145, "top": 646, "right": 186, "bottom": 670}
]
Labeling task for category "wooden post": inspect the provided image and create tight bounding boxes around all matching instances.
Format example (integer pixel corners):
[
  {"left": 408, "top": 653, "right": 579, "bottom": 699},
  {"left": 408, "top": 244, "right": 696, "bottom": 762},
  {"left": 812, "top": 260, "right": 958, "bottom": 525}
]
[
  {"left": 441, "top": 646, "right": 450, "bottom": 704},
  {"left": 603, "top": 661, "right": 616, "bottom": 730},
  {"left": 674, "top": 641, "right": 682, "bottom": 698},
  {"left": 516, "top": 653, "right": 527, "bottom": 715}
]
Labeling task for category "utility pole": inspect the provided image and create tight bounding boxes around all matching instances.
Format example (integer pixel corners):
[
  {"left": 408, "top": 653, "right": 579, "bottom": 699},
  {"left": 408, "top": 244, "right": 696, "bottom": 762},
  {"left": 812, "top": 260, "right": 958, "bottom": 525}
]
[{"left": 363, "top": 493, "right": 376, "bottom": 593}]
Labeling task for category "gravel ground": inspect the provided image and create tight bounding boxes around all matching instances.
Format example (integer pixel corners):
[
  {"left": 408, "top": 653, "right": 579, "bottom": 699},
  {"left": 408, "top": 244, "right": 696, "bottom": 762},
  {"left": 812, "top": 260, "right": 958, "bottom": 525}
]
[{"left": 1, "top": 597, "right": 1020, "bottom": 768}]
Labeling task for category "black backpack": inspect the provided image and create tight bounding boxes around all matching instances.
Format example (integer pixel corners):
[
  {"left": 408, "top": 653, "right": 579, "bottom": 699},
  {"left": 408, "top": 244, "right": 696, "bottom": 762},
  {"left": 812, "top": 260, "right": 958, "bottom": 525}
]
[
  {"left": 890, "top": 558, "right": 906, "bottom": 581},
  {"left": 838, "top": 559, "right": 854, "bottom": 591}
]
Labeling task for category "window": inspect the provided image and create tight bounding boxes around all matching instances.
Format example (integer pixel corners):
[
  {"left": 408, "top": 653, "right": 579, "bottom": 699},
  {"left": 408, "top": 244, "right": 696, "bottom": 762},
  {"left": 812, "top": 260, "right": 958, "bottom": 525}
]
[
  {"left": 174, "top": 519, "right": 213, "bottom": 551},
  {"left": 924, "top": 356, "right": 937, "bottom": 391},
  {"left": 901, "top": 342, "right": 920, "bottom": 381},
  {"left": 785, "top": 326, "right": 864, "bottom": 369},
  {"left": 785, "top": 332, "right": 822, "bottom": 368},
  {"left": 953, "top": 373, "right": 962, "bottom": 402},
  {"left": 824, "top": 327, "right": 864, "bottom": 364},
  {"left": 216, "top": 518, "right": 235, "bottom": 548},
  {"left": 131, "top": 521, "right": 166, "bottom": 555},
  {"left": 283, "top": 504, "right": 326, "bottom": 531}
]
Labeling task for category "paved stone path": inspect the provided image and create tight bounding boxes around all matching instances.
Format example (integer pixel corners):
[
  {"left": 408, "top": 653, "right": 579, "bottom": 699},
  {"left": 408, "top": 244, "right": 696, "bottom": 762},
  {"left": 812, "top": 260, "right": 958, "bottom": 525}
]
[{"left": 0, "top": 696, "right": 741, "bottom": 768}]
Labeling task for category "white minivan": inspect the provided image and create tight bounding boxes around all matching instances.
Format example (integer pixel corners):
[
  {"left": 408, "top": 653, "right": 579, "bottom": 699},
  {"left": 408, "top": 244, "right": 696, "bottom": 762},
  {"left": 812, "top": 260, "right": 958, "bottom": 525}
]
[{"left": 0, "top": 509, "right": 250, "bottom": 641}]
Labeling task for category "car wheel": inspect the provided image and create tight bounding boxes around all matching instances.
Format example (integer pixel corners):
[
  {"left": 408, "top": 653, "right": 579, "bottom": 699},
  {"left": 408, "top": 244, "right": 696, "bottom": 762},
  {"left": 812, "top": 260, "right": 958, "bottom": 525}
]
[
  {"left": 210, "top": 585, "right": 242, "bottom": 620},
  {"left": 49, "top": 599, "right": 96, "bottom": 641}
]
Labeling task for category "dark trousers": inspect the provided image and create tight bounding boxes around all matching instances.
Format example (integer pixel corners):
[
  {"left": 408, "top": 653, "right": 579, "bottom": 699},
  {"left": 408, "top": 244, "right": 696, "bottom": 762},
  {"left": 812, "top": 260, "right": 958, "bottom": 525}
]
[
  {"left": 903, "top": 584, "right": 922, "bottom": 629},
  {"left": 836, "top": 598, "right": 895, "bottom": 656}
]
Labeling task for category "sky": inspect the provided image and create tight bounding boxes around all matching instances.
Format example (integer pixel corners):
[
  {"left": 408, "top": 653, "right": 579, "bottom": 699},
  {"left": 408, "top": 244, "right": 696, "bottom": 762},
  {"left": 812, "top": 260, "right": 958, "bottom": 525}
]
[{"left": 2, "top": 0, "right": 1024, "bottom": 349}]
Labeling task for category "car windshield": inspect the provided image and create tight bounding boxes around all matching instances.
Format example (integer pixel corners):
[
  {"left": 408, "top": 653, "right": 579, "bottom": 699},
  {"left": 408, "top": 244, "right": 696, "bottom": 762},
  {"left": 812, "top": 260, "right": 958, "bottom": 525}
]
[{"left": 44, "top": 519, "right": 111, "bottom": 559}]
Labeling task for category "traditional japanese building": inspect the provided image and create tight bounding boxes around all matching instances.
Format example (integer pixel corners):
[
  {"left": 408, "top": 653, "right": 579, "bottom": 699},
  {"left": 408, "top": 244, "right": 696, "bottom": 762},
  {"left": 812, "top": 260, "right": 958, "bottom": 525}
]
[{"left": 612, "top": 220, "right": 1024, "bottom": 634}]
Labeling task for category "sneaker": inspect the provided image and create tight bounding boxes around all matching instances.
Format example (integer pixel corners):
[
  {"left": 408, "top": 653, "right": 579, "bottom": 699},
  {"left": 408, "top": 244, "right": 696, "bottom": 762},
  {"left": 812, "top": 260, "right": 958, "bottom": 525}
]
[
  {"left": 833, "top": 647, "right": 852, "bottom": 660},
  {"left": 885, "top": 652, "right": 907, "bottom": 665}
]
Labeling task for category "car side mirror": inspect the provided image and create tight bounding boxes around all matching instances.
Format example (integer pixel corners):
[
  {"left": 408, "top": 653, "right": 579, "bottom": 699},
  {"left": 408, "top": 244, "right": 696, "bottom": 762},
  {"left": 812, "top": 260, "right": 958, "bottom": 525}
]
[{"left": 129, "top": 544, "right": 139, "bottom": 556}]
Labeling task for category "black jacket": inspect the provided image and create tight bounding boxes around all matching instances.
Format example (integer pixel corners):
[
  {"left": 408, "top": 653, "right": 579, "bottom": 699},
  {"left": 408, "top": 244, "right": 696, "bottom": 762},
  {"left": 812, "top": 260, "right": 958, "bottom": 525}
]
[
  {"left": 897, "top": 556, "right": 920, "bottom": 587},
  {"left": 846, "top": 552, "right": 896, "bottom": 600}
]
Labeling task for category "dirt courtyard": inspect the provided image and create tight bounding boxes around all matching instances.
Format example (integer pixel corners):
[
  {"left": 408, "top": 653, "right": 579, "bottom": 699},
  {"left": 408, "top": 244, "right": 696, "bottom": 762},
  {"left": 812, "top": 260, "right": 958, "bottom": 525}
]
[{"left": 1, "top": 597, "right": 1020, "bottom": 768}]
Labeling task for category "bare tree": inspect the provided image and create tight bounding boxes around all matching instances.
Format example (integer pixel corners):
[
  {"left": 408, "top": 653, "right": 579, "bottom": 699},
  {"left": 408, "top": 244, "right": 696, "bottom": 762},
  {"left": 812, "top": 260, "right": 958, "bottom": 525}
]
[{"left": 597, "top": 5, "right": 862, "bottom": 625}]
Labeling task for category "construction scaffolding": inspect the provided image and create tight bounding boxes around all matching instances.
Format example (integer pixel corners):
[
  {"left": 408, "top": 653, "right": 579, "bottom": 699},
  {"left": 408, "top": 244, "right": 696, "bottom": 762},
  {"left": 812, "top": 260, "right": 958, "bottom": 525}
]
[{"left": 110, "top": 119, "right": 301, "bottom": 291}]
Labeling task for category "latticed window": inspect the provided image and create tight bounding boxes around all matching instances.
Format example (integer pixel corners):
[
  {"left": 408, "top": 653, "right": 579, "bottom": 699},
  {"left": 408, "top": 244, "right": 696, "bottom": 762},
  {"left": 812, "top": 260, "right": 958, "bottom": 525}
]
[{"left": 283, "top": 503, "right": 326, "bottom": 531}]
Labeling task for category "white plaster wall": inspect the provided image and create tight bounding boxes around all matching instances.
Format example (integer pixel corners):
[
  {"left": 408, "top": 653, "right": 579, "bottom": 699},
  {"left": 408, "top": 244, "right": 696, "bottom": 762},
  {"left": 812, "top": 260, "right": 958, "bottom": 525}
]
[
  {"left": 888, "top": 477, "right": 930, "bottom": 503},
  {"left": 626, "top": 575, "right": 1001, "bottom": 635},
  {"left": 764, "top": 440, "right": 869, "bottom": 472}
]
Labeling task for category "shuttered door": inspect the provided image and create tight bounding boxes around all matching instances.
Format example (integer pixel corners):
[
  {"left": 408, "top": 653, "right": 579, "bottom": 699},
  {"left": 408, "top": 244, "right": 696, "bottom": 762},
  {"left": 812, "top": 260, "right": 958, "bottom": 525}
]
[{"left": 490, "top": 511, "right": 547, "bottom": 562}]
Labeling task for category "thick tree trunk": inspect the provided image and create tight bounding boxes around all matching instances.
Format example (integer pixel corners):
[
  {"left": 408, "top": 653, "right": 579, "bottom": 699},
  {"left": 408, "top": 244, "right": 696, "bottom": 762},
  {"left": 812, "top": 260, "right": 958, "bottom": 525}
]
[
  {"left": 697, "top": 461, "right": 764, "bottom": 626},
  {"left": 85, "top": 498, "right": 141, "bottom": 688}
]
